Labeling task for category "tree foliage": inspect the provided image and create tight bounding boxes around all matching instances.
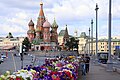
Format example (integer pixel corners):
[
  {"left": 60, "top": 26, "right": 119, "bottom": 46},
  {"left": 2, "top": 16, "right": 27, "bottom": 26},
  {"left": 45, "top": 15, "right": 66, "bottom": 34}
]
[
  {"left": 22, "top": 37, "right": 31, "bottom": 51},
  {"left": 65, "top": 37, "right": 79, "bottom": 51},
  {"left": 6, "top": 32, "right": 13, "bottom": 38}
]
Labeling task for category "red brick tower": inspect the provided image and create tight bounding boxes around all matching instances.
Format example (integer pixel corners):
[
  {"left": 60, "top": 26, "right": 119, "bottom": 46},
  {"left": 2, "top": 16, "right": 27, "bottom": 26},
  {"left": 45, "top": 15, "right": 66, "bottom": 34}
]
[
  {"left": 43, "top": 19, "right": 51, "bottom": 50},
  {"left": 43, "top": 19, "right": 51, "bottom": 42},
  {"left": 27, "top": 19, "right": 35, "bottom": 42},
  {"left": 35, "top": 2, "right": 45, "bottom": 39}
]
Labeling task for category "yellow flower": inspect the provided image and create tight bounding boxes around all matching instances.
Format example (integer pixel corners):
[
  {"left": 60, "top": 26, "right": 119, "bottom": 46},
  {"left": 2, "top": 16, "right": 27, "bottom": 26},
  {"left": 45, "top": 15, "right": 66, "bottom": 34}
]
[
  {"left": 0, "top": 75, "right": 5, "bottom": 79},
  {"left": 6, "top": 71, "right": 10, "bottom": 75},
  {"left": 30, "top": 69, "right": 36, "bottom": 73},
  {"left": 20, "top": 69, "right": 25, "bottom": 72}
]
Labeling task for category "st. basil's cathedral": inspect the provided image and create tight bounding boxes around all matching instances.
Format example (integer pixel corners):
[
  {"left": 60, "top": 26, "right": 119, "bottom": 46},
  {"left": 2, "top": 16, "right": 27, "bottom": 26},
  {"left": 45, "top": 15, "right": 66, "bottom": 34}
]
[{"left": 27, "top": 2, "right": 58, "bottom": 51}]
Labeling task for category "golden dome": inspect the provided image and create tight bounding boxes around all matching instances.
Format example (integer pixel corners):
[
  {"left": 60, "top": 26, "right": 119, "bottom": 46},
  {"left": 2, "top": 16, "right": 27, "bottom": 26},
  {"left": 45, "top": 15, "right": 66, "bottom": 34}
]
[{"left": 40, "top": 2, "right": 43, "bottom": 5}]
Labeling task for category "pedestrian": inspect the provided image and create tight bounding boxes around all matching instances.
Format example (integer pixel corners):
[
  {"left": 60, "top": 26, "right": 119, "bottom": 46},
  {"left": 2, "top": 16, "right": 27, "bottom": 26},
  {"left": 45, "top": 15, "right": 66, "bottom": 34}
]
[
  {"left": 85, "top": 54, "right": 90, "bottom": 73},
  {"left": 79, "top": 54, "right": 86, "bottom": 75},
  {"left": 24, "top": 65, "right": 28, "bottom": 70},
  {"left": 6, "top": 51, "right": 8, "bottom": 58}
]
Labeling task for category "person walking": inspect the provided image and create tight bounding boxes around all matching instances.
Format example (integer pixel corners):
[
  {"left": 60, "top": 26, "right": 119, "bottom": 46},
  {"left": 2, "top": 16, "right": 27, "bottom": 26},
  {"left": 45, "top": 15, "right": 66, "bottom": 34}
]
[
  {"left": 79, "top": 54, "right": 86, "bottom": 75},
  {"left": 85, "top": 54, "right": 90, "bottom": 73}
]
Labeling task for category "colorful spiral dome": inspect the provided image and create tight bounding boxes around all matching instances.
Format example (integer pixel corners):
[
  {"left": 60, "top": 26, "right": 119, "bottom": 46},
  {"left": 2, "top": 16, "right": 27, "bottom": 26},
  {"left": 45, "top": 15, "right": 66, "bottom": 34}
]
[
  {"left": 28, "top": 19, "right": 34, "bottom": 26},
  {"left": 43, "top": 19, "right": 51, "bottom": 28},
  {"left": 52, "top": 19, "right": 58, "bottom": 28}
]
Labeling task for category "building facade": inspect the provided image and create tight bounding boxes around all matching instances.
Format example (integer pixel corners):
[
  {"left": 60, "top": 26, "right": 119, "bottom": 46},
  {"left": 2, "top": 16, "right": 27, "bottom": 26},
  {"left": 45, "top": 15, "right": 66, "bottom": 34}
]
[
  {"left": 78, "top": 32, "right": 88, "bottom": 54},
  {"left": 76, "top": 32, "right": 120, "bottom": 55},
  {"left": 85, "top": 38, "right": 120, "bottom": 55},
  {"left": 0, "top": 37, "right": 24, "bottom": 50},
  {"left": 27, "top": 2, "right": 58, "bottom": 51}
]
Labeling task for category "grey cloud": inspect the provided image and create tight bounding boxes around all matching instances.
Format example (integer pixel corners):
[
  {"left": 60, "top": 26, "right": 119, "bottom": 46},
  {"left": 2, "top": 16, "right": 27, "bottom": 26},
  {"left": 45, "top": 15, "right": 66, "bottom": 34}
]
[
  {"left": 0, "top": 0, "right": 59, "bottom": 10},
  {"left": 0, "top": 0, "right": 39, "bottom": 10},
  {"left": 0, "top": 0, "right": 120, "bottom": 37}
]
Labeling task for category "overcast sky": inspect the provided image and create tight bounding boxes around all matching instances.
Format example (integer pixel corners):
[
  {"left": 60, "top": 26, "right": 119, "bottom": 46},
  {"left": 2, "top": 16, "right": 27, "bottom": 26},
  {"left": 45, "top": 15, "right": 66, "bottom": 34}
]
[{"left": 0, "top": 0, "right": 120, "bottom": 38}]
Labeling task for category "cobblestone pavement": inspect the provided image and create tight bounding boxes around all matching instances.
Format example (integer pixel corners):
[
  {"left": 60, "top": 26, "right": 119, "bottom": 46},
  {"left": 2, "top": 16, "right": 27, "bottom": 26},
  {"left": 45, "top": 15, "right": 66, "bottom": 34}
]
[{"left": 79, "top": 62, "right": 120, "bottom": 80}]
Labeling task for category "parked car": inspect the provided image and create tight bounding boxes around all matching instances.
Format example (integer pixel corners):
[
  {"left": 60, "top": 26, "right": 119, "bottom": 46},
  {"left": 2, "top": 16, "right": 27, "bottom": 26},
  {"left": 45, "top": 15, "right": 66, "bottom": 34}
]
[
  {"left": 1, "top": 55, "right": 7, "bottom": 59},
  {"left": 117, "top": 57, "right": 120, "bottom": 61},
  {"left": 97, "top": 52, "right": 108, "bottom": 64}
]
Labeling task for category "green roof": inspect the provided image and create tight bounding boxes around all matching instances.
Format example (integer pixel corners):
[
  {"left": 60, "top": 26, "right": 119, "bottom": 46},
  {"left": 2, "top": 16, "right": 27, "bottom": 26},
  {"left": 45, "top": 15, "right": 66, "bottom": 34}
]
[
  {"left": 32, "top": 38, "right": 43, "bottom": 45},
  {"left": 80, "top": 32, "right": 87, "bottom": 38},
  {"left": 27, "top": 30, "right": 35, "bottom": 34},
  {"left": 59, "top": 30, "right": 65, "bottom": 36},
  {"left": 52, "top": 19, "right": 58, "bottom": 28}
]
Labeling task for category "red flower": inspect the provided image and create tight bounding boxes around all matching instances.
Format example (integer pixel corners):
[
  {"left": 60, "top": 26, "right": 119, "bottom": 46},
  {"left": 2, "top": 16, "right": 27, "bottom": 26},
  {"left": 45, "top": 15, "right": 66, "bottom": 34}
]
[
  {"left": 9, "top": 78, "right": 14, "bottom": 80},
  {"left": 16, "top": 77, "right": 22, "bottom": 80},
  {"left": 50, "top": 71, "right": 58, "bottom": 75}
]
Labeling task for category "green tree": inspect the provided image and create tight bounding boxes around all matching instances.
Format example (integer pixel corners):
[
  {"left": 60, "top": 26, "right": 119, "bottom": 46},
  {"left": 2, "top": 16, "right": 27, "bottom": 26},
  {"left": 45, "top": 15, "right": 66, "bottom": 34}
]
[
  {"left": 6, "top": 32, "right": 13, "bottom": 38},
  {"left": 65, "top": 37, "right": 75, "bottom": 50},
  {"left": 65, "top": 37, "right": 79, "bottom": 51},
  {"left": 65, "top": 40, "right": 71, "bottom": 50},
  {"left": 73, "top": 39, "right": 79, "bottom": 52},
  {"left": 22, "top": 37, "right": 31, "bottom": 51}
]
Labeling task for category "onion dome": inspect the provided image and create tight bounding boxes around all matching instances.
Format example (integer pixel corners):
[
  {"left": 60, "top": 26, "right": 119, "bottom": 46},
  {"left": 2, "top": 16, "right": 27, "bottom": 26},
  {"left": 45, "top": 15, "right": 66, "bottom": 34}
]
[
  {"left": 27, "top": 30, "right": 35, "bottom": 34},
  {"left": 52, "top": 18, "right": 58, "bottom": 28},
  {"left": 35, "top": 27, "right": 40, "bottom": 32},
  {"left": 43, "top": 19, "right": 51, "bottom": 28},
  {"left": 28, "top": 19, "right": 34, "bottom": 26}
]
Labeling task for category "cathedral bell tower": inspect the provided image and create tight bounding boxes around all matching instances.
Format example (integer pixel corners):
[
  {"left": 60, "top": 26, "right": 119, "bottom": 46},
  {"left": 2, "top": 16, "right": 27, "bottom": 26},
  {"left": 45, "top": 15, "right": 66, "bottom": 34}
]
[
  {"left": 27, "top": 19, "right": 35, "bottom": 42},
  {"left": 51, "top": 18, "right": 58, "bottom": 43},
  {"left": 43, "top": 19, "right": 51, "bottom": 50},
  {"left": 35, "top": 1, "right": 45, "bottom": 39}
]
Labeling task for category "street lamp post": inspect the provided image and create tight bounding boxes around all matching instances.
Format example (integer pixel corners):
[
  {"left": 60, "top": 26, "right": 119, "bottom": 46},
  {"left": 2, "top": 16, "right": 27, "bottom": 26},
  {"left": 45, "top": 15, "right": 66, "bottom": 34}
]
[
  {"left": 89, "top": 28, "right": 90, "bottom": 55},
  {"left": 95, "top": 3, "right": 99, "bottom": 62},
  {"left": 20, "top": 43, "right": 23, "bottom": 69},
  {"left": 91, "top": 19, "right": 94, "bottom": 56},
  {"left": 107, "top": 0, "right": 113, "bottom": 71}
]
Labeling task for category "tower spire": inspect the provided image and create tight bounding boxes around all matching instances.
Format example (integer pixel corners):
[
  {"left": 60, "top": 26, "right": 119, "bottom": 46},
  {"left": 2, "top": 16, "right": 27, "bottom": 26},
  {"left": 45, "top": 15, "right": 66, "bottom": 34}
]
[
  {"left": 36, "top": 0, "right": 45, "bottom": 38},
  {"left": 52, "top": 17, "right": 58, "bottom": 28},
  {"left": 40, "top": 0, "right": 43, "bottom": 5},
  {"left": 39, "top": 0, "right": 44, "bottom": 17}
]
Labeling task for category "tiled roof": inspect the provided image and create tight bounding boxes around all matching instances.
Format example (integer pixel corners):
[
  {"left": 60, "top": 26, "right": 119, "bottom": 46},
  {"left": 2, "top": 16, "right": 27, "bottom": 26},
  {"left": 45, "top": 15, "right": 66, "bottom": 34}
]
[
  {"left": 92, "top": 38, "right": 120, "bottom": 42},
  {"left": 98, "top": 39, "right": 120, "bottom": 42},
  {"left": 80, "top": 32, "right": 87, "bottom": 38},
  {"left": 59, "top": 30, "right": 65, "bottom": 36}
]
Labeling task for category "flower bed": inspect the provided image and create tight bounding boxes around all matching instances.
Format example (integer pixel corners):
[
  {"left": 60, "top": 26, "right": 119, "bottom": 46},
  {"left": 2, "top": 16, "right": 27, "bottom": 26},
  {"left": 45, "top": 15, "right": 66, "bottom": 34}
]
[{"left": 0, "top": 56, "right": 79, "bottom": 80}]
